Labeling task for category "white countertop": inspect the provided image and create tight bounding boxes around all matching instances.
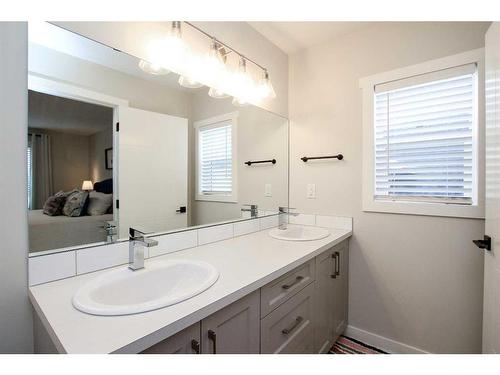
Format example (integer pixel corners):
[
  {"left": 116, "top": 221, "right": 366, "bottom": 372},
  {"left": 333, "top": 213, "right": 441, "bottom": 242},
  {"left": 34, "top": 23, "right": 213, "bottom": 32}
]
[{"left": 29, "top": 226, "right": 352, "bottom": 353}]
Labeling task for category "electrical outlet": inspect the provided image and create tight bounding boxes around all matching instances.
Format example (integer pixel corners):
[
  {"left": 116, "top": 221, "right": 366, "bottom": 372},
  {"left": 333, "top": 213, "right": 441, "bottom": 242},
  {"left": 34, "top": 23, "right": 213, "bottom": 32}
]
[
  {"left": 265, "top": 183, "right": 272, "bottom": 197},
  {"left": 307, "top": 183, "right": 316, "bottom": 199}
]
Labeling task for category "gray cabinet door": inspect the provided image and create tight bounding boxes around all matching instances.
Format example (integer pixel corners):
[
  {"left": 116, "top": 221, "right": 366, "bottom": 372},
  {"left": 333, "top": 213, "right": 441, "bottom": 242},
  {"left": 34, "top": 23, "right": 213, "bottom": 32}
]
[
  {"left": 314, "top": 239, "right": 349, "bottom": 353},
  {"left": 261, "top": 283, "right": 314, "bottom": 354},
  {"left": 333, "top": 241, "right": 349, "bottom": 339},
  {"left": 314, "top": 246, "right": 336, "bottom": 353},
  {"left": 141, "top": 323, "right": 201, "bottom": 354},
  {"left": 201, "top": 290, "right": 260, "bottom": 354}
]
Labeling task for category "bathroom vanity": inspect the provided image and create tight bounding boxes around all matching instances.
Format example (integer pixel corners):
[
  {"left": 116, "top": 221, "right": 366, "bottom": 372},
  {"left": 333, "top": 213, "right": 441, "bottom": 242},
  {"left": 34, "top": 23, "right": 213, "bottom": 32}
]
[
  {"left": 29, "top": 225, "right": 351, "bottom": 354},
  {"left": 26, "top": 22, "right": 351, "bottom": 355},
  {"left": 143, "top": 239, "right": 348, "bottom": 354}
]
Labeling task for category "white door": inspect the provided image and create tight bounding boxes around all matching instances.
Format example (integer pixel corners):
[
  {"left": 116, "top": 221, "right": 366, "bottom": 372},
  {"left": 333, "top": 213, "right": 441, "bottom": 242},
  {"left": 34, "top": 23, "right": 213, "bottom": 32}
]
[
  {"left": 117, "top": 107, "right": 188, "bottom": 238},
  {"left": 482, "top": 22, "right": 500, "bottom": 353}
]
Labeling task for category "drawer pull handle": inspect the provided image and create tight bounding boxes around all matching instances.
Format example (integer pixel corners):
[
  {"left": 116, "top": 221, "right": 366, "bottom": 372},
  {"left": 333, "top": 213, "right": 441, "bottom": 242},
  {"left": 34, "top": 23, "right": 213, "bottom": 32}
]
[
  {"left": 335, "top": 251, "right": 340, "bottom": 276},
  {"left": 191, "top": 339, "right": 200, "bottom": 354},
  {"left": 208, "top": 330, "right": 217, "bottom": 354},
  {"left": 282, "top": 275, "right": 304, "bottom": 290},
  {"left": 331, "top": 253, "right": 337, "bottom": 279},
  {"left": 282, "top": 316, "right": 304, "bottom": 335}
]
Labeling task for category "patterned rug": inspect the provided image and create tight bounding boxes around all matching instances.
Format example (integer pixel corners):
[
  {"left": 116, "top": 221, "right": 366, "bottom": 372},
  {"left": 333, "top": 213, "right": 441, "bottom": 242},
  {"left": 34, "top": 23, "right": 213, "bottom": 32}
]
[{"left": 329, "top": 335, "right": 387, "bottom": 354}]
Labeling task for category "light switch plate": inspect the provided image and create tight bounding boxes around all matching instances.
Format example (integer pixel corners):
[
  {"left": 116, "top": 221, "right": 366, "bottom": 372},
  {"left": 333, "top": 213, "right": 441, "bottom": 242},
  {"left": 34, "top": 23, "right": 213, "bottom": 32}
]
[
  {"left": 265, "top": 183, "right": 272, "bottom": 197},
  {"left": 307, "top": 183, "right": 316, "bottom": 199}
]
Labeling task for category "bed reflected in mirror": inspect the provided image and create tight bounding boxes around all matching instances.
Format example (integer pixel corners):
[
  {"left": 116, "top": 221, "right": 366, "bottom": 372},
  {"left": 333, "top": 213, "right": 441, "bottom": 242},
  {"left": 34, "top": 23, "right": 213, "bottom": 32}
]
[{"left": 27, "top": 90, "right": 116, "bottom": 253}]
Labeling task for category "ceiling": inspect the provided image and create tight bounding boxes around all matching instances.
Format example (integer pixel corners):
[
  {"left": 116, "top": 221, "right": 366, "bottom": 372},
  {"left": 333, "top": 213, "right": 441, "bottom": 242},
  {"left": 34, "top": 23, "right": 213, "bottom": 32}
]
[
  {"left": 248, "top": 22, "right": 377, "bottom": 54},
  {"left": 28, "top": 90, "right": 113, "bottom": 136}
]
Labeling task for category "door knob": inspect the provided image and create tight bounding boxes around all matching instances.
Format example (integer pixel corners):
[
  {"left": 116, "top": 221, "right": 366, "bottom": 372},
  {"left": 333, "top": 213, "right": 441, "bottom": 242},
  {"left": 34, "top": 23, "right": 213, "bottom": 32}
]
[
  {"left": 473, "top": 235, "right": 491, "bottom": 251},
  {"left": 176, "top": 206, "right": 187, "bottom": 213}
]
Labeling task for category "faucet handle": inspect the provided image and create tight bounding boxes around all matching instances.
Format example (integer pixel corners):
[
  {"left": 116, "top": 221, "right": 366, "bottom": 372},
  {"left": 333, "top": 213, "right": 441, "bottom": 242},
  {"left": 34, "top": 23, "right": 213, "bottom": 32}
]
[
  {"left": 279, "top": 206, "right": 296, "bottom": 213},
  {"left": 129, "top": 227, "right": 152, "bottom": 239},
  {"left": 243, "top": 204, "right": 258, "bottom": 209}
]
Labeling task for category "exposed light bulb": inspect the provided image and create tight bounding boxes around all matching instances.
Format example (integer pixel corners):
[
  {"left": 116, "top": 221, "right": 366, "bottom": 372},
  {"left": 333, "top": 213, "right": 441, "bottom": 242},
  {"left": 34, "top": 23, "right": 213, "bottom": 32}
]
[
  {"left": 138, "top": 59, "right": 170, "bottom": 75},
  {"left": 171, "top": 21, "right": 182, "bottom": 39},
  {"left": 178, "top": 75, "right": 204, "bottom": 89},
  {"left": 259, "top": 70, "right": 276, "bottom": 99},
  {"left": 204, "top": 39, "right": 230, "bottom": 98},
  {"left": 143, "top": 21, "right": 187, "bottom": 76},
  {"left": 231, "top": 56, "right": 254, "bottom": 104}
]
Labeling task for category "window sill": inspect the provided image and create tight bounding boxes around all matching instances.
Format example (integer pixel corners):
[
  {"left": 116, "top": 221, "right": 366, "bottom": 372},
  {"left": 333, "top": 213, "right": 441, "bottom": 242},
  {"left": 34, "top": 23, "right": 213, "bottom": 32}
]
[
  {"left": 362, "top": 198, "right": 484, "bottom": 219},
  {"left": 195, "top": 194, "right": 238, "bottom": 204}
]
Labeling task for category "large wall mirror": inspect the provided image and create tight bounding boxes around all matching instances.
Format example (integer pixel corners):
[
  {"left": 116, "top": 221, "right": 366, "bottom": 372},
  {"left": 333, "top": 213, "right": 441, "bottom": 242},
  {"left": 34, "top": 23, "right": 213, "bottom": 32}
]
[{"left": 27, "top": 22, "right": 289, "bottom": 256}]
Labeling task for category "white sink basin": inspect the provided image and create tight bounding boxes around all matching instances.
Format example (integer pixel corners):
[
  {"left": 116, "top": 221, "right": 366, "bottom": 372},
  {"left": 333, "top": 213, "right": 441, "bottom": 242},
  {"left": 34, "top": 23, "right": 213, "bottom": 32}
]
[
  {"left": 72, "top": 259, "right": 219, "bottom": 316},
  {"left": 269, "top": 225, "right": 330, "bottom": 241}
]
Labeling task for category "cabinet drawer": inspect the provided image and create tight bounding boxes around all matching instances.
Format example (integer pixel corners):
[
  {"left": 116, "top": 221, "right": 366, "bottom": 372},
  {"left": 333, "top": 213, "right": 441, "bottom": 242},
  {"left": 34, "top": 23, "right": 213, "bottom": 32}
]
[
  {"left": 260, "top": 283, "right": 314, "bottom": 354},
  {"left": 261, "top": 259, "right": 315, "bottom": 317}
]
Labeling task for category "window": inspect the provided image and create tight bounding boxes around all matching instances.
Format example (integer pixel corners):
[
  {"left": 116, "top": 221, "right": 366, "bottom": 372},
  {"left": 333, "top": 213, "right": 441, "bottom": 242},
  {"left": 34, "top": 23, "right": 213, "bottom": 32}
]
[
  {"left": 361, "top": 50, "right": 484, "bottom": 218},
  {"left": 195, "top": 113, "right": 238, "bottom": 202}
]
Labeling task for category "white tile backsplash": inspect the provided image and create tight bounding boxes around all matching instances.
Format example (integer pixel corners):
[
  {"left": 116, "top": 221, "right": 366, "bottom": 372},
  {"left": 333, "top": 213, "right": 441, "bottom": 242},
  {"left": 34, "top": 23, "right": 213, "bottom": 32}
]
[
  {"left": 28, "top": 213, "right": 352, "bottom": 286},
  {"left": 76, "top": 241, "right": 129, "bottom": 275},
  {"left": 29, "top": 251, "right": 76, "bottom": 286},
  {"left": 260, "top": 215, "right": 279, "bottom": 230},
  {"left": 198, "top": 223, "right": 234, "bottom": 245},
  {"left": 289, "top": 213, "right": 316, "bottom": 226},
  {"left": 315, "top": 215, "right": 353, "bottom": 231},
  {"left": 150, "top": 230, "right": 198, "bottom": 257},
  {"left": 234, "top": 219, "right": 260, "bottom": 237}
]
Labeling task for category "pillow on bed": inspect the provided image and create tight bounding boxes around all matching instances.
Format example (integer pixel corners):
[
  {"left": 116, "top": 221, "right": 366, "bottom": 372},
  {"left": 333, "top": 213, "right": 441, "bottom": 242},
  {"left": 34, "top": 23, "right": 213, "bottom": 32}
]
[
  {"left": 94, "top": 178, "right": 113, "bottom": 194},
  {"left": 42, "top": 191, "right": 67, "bottom": 216},
  {"left": 87, "top": 191, "right": 113, "bottom": 216},
  {"left": 62, "top": 190, "right": 89, "bottom": 217}
]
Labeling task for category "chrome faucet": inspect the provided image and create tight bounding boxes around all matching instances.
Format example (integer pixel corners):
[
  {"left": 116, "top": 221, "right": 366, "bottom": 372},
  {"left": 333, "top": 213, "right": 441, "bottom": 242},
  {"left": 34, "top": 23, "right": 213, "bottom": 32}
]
[
  {"left": 241, "top": 204, "right": 258, "bottom": 218},
  {"left": 278, "top": 207, "right": 299, "bottom": 230},
  {"left": 129, "top": 227, "right": 158, "bottom": 271}
]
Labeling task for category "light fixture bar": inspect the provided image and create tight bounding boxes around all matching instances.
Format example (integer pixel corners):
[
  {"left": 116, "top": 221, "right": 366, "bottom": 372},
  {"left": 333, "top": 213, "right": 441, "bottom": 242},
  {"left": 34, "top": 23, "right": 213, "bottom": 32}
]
[{"left": 183, "top": 21, "right": 267, "bottom": 72}]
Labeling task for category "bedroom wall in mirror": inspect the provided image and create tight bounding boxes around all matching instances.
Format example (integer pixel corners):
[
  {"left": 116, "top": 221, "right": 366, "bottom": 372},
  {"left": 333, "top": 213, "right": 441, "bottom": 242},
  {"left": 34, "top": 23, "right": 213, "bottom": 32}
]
[{"left": 27, "top": 22, "right": 289, "bottom": 255}]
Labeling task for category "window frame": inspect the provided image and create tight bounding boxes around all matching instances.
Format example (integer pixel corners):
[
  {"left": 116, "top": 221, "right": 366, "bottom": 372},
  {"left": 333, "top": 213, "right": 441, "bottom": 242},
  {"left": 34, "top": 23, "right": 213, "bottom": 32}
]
[
  {"left": 359, "top": 49, "right": 485, "bottom": 218},
  {"left": 194, "top": 112, "right": 238, "bottom": 203}
]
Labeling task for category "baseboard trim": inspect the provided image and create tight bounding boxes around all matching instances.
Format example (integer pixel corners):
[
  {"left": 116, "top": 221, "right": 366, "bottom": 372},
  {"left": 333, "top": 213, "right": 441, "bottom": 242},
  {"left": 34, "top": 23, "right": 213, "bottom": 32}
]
[{"left": 344, "top": 325, "right": 430, "bottom": 354}]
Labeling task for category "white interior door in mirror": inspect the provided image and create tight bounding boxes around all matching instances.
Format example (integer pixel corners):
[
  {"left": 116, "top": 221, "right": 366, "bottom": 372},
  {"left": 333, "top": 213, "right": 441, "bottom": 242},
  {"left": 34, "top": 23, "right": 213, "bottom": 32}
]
[{"left": 118, "top": 107, "right": 188, "bottom": 238}]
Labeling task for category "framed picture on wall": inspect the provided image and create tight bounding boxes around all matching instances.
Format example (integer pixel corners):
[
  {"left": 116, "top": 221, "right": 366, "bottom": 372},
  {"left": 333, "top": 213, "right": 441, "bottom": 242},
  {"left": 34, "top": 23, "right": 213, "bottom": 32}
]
[{"left": 105, "top": 148, "right": 113, "bottom": 170}]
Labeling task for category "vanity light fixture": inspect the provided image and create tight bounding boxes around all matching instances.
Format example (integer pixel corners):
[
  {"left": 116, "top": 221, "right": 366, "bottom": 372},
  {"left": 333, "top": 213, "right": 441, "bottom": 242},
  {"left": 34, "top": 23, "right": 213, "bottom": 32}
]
[
  {"left": 138, "top": 21, "right": 184, "bottom": 77},
  {"left": 138, "top": 59, "right": 170, "bottom": 75},
  {"left": 208, "top": 87, "right": 230, "bottom": 99},
  {"left": 231, "top": 57, "right": 253, "bottom": 105},
  {"left": 178, "top": 75, "right": 204, "bottom": 89},
  {"left": 259, "top": 70, "right": 276, "bottom": 100},
  {"left": 207, "top": 39, "right": 230, "bottom": 98},
  {"left": 141, "top": 21, "right": 277, "bottom": 103}
]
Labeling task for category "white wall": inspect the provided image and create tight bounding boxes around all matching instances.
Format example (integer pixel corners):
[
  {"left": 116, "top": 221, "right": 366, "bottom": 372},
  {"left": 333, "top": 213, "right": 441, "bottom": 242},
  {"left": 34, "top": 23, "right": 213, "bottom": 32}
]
[
  {"left": 289, "top": 22, "right": 490, "bottom": 353},
  {"left": 89, "top": 129, "right": 113, "bottom": 183},
  {"left": 190, "top": 91, "right": 288, "bottom": 225},
  {"left": 29, "top": 44, "right": 191, "bottom": 119},
  {"left": 0, "top": 22, "right": 34, "bottom": 353}
]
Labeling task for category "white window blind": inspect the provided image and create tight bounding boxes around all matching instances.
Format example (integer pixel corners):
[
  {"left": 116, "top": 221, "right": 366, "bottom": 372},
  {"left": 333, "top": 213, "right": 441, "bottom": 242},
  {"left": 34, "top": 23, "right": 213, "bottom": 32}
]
[
  {"left": 198, "top": 122, "right": 233, "bottom": 196},
  {"left": 374, "top": 64, "right": 477, "bottom": 204},
  {"left": 27, "top": 146, "right": 32, "bottom": 209}
]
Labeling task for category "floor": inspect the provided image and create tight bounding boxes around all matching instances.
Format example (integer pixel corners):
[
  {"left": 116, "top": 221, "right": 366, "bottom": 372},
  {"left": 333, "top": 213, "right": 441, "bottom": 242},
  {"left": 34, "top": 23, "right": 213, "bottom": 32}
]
[{"left": 329, "top": 335, "right": 387, "bottom": 354}]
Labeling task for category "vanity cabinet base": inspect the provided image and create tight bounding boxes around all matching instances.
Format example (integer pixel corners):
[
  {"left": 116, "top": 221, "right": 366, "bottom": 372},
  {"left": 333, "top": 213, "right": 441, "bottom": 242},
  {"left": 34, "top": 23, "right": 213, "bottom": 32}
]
[
  {"left": 139, "top": 239, "right": 349, "bottom": 354},
  {"left": 141, "top": 323, "right": 201, "bottom": 354}
]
